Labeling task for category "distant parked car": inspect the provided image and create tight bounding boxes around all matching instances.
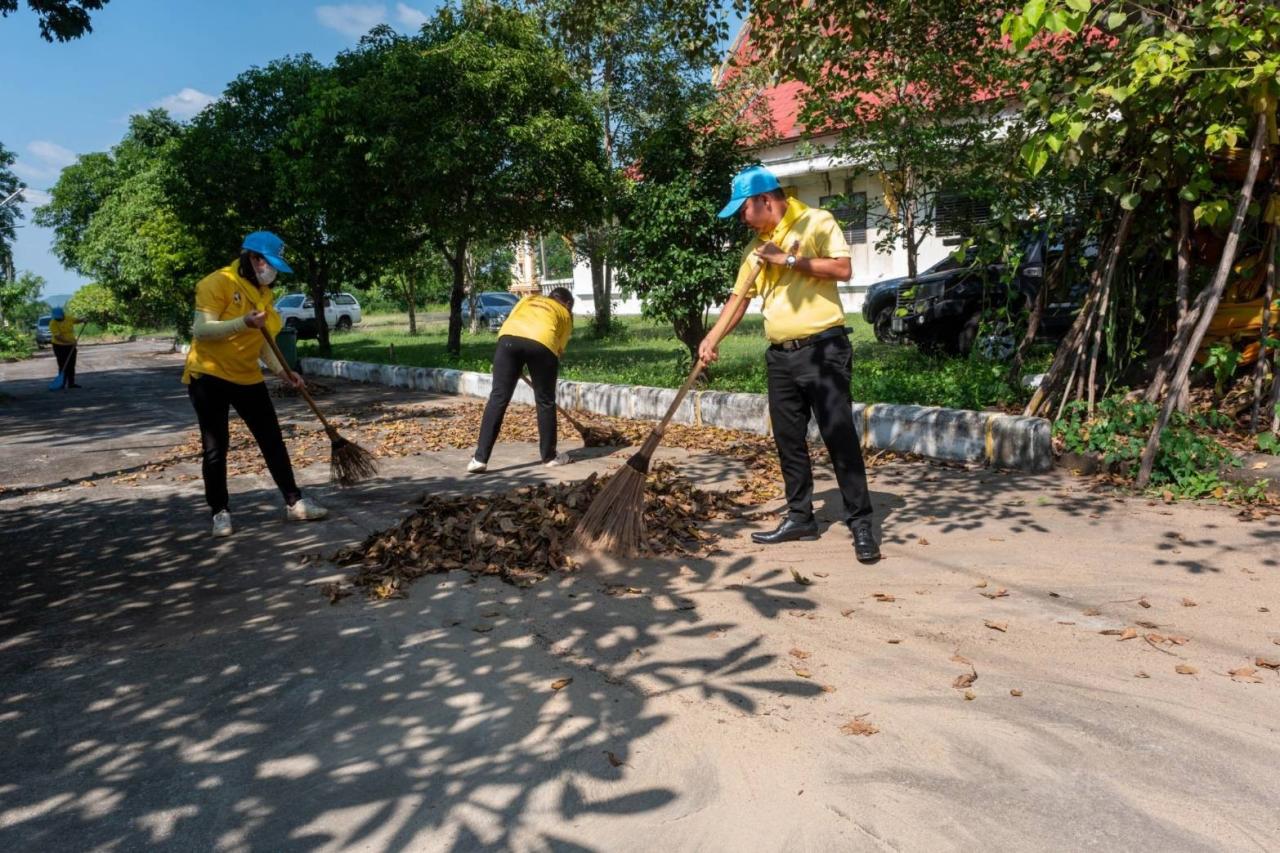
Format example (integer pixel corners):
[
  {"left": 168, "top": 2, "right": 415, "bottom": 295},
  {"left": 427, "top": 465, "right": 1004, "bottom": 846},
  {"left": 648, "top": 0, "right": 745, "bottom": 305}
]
[
  {"left": 274, "top": 292, "right": 363, "bottom": 339},
  {"left": 34, "top": 315, "right": 52, "bottom": 347},
  {"left": 461, "top": 291, "right": 520, "bottom": 331}
]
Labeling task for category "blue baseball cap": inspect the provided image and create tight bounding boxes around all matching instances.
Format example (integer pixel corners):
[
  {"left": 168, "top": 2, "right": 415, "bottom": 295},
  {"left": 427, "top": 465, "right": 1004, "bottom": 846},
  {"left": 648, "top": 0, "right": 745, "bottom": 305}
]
[
  {"left": 241, "top": 231, "right": 294, "bottom": 274},
  {"left": 51, "top": 307, "right": 65, "bottom": 320},
  {"left": 717, "top": 164, "right": 782, "bottom": 218}
]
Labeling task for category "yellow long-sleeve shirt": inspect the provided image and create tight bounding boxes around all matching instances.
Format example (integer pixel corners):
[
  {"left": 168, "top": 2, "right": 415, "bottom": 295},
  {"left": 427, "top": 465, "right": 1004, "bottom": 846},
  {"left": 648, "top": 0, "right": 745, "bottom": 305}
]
[{"left": 498, "top": 295, "right": 573, "bottom": 357}]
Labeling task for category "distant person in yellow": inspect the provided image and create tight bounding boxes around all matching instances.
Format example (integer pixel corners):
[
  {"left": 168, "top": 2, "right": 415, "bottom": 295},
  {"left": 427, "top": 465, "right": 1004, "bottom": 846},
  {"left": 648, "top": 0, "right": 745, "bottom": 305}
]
[
  {"left": 49, "top": 306, "right": 84, "bottom": 389},
  {"left": 699, "top": 165, "right": 879, "bottom": 563},
  {"left": 468, "top": 287, "right": 575, "bottom": 473},
  {"left": 182, "top": 231, "right": 328, "bottom": 537}
]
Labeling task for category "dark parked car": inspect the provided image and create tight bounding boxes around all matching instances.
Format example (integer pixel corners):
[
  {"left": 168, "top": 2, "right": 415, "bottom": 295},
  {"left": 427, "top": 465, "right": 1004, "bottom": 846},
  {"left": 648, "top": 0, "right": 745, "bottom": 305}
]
[
  {"left": 860, "top": 254, "right": 973, "bottom": 344},
  {"left": 34, "top": 315, "right": 52, "bottom": 347},
  {"left": 462, "top": 292, "right": 520, "bottom": 331},
  {"left": 891, "top": 229, "right": 1094, "bottom": 358}
]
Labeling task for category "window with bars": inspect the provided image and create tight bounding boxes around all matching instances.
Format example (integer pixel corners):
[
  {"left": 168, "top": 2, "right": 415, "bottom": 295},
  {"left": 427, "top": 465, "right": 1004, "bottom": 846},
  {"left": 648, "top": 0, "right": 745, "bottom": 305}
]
[
  {"left": 933, "top": 191, "right": 991, "bottom": 238},
  {"left": 819, "top": 192, "right": 868, "bottom": 245}
]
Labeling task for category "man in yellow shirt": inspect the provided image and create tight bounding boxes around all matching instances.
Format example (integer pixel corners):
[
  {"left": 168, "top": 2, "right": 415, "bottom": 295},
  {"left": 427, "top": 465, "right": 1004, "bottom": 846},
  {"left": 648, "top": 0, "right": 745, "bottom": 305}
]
[
  {"left": 48, "top": 306, "right": 84, "bottom": 389},
  {"left": 699, "top": 165, "right": 879, "bottom": 562},
  {"left": 468, "top": 287, "right": 575, "bottom": 473},
  {"left": 183, "top": 230, "right": 327, "bottom": 537}
]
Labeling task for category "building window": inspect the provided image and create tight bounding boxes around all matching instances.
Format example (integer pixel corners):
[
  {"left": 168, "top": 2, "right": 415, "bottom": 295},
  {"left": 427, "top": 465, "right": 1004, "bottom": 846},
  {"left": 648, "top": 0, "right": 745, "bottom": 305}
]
[
  {"left": 820, "top": 192, "right": 868, "bottom": 245},
  {"left": 933, "top": 191, "right": 991, "bottom": 238}
]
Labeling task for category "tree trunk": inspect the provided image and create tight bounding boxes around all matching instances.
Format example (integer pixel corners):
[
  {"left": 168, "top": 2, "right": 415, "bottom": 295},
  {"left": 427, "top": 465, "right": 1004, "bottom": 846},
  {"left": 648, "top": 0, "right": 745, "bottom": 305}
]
[
  {"left": 671, "top": 310, "right": 706, "bottom": 370},
  {"left": 1085, "top": 207, "right": 1135, "bottom": 414},
  {"left": 902, "top": 187, "right": 918, "bottom": 280},
  {"left": 446, "top": 240, "right": 468, "bottom": 358},
  {"left": 1252, "top": 217, "right": 1277, "bottom": 432},
  {"left": 404, "top": 271, "right": 418, "bottom": 336},
  {"left": 466, "top": 248, "right": 483, "bottom": 335},
  {"left": 589, "top": 247, "right": 610, "bottom": 334},
  {"left": 1010, "top": 250, "right": 1062, "bottom": 381},
  {"left": 1137, "top": 117, "right": 1267, "bottom": 488},
  {"left": 1145, "top": 199, "right": 1194, "bottom": 407}
]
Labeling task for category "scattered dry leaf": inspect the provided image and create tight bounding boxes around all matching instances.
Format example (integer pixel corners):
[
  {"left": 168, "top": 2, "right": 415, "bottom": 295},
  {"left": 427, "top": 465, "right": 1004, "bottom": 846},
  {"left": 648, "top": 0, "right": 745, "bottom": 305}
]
[
  {"left": 985, "top": 620, "right": 1009, "bottom": 633},
  {"left": 887, "top": 639, "right": 902, "bottom": 645},
  {"left": 320, "top": 582, "right": 351, "bottom": 605},
  {"left": 1010, "top": 689, "right": 1023, "bottom": 697},
  {"left": 1084, "top": 608, "right": 1102, "bottom": 616},
  {"left": 953, "top": 670, "right": 978, "bottom": 689},
  {"left": 1255, "top": 656, "right": 1280, "bottom": 670},
  {"left": 974, "top": 580, "right": 988, "bottom": 589},
  {"left": 820, "top": 684, "right": 836, "bottom": 693},
  {"left": 840, "top": 608, "right": 856, "bottom": 618},
  {"left": 814, "top": 571, "right": 829, "bottom": 578},
  {"left": 789, "top": 648, "right": 811, "bottom": 660},
  {"left": 1136, "top": 620, "right": 1161, "bottom": 630},
  {"left": 840, "top": 717, "right": 879, "bottom": 736},
  {"left": 792, "top": 667, "right": 812, "bottom": 678},
  {"left": 604, "top": 751, "right": 626, "bottom": 767},
  {"left": 1167, "top": 635, "right": 1189, "bottom": 646},
  {"left": 980, "top": 588, "right": 1010, "bottom": 600},
  {"left": 1135, "top": 671, "right": 1150, "bottom": 679},
  {"left": 551, "top": 678, "right": 573, "bottom": 690},
  {"left": 919, "top": 537, "right": 930, "bottom": 546},
  {"left": 873, "top": 593, "right": 895, "bottom": 603},
  {"left": 963, "top": 689, "right": 976, "bottom": 701},
  {"left": 1099, "top": 628, "right": 1124, "bottom": 636},
  {"left": 790, "top": 569, "right": 812, "bottom": 586},
  {"left": 1119, "top": 627, "right": 1138, "bottom": 641},
  {"left": 1229, "top": 667, "right": 1264, "bottom": 684},
  {"left": 1175, "top": 664, "right": 1198, "bottom": 676},
  {"left": 951, "top": 652, "right": 973, "bottom": 666},
  {"left": 1138, "top": 598, "right": 1151, "bottom": 609},
  {"left": 1181, "top": 597, "right": 1197, "bottom": 607}
]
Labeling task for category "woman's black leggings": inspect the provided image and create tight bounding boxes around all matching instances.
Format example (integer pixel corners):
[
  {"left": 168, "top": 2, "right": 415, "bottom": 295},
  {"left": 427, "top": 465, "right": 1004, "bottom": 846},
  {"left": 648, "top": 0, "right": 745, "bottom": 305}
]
[
  {"left": 188, "top": 374, "right": 300, "bottom": 514},
  {"left": 475, "top": 335, "right": 560, "bottom": 463}
]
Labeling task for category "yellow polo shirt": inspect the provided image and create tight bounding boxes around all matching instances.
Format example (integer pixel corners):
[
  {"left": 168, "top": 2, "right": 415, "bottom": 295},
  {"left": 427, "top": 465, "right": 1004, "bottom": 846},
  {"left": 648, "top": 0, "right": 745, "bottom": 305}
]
[
  {"left": 732, "top": 197, "right": 851, "bottom": 343},
  {"left": 50, "top": 315, "right": 77, "bottom": 345},
  {"left": 499, "top": 295, "right": 573, "bottom": 357},
  {"left": 182, "top": 263, "right": 283, "bottom": 385}
]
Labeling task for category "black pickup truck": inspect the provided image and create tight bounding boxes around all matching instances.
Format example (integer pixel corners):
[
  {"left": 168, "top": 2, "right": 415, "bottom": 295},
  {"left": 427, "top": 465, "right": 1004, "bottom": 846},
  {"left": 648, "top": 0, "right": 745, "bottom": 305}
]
[{"left": 889, "top": 231, "right": 1094, "bottom": 358}]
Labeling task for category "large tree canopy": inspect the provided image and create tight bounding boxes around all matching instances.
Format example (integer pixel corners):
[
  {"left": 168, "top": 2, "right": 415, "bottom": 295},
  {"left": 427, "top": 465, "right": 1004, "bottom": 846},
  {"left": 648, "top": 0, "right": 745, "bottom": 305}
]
[{"left": 0, "top": 0, "right": 109, "bottom": 42}]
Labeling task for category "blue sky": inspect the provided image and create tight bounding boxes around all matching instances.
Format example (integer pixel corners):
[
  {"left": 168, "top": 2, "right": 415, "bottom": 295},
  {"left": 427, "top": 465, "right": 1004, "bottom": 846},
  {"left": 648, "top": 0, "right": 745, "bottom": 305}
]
[
  {"left": 1, "top": 0, "right": 448, "bottom": 298},
  {"left": 1, "top": 0, "right": 745, "bottom": 301}
]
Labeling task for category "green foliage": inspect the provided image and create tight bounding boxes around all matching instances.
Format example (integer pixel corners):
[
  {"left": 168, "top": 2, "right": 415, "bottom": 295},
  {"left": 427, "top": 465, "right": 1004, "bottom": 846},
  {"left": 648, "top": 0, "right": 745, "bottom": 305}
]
[
  {"left": 0, "top": 270, "right": 46, "bottom": 329},
  {"left": 1054, "top": 397, "right": 1244, "bottom": 498},
  {"left": 0, "top": 141, "right": 21, "bottom": 280},
  {"left": 1202, "top": 342, "right": 1241, "bottom": 397},
  {"left": 0, "top": 325, "right": 33, "bottom": 359},
  {"left": 66, "top": 282, "right": 119, "bottom": 324},
  {"left": 35, "top": 111, "right": 203, "bottom": 335},
  {"left": 0, "top": 0, "right": 109, "bottom": 42},
  {"left": 615, "top": 85, "right": 748, "bottom": 361},
  {"left": 1257, "top": 429, "right": 1279, "bottom": 455}
]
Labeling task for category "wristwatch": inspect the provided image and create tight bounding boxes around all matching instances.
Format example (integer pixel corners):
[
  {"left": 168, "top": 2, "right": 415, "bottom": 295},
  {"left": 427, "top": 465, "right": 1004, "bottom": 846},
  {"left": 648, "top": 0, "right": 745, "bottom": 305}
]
[{"left": 785, "top": 254, "right": 797, "bottom": 269}]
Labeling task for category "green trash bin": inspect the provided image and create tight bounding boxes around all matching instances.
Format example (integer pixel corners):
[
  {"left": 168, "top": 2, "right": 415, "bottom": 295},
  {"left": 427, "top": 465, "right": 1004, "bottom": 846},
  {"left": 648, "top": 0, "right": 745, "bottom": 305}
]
[{"left": 274, "top": 326, "right": 299, "bottom": 371}]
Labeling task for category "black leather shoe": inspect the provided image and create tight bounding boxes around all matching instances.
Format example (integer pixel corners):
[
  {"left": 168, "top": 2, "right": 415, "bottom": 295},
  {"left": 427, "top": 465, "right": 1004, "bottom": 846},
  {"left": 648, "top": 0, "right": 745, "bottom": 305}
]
[
  {"left": 849, "top": 522, "right": 880, "bottom": 563},
  {"left": 751, "top": 517, "right": 819, "bottom": 544}
]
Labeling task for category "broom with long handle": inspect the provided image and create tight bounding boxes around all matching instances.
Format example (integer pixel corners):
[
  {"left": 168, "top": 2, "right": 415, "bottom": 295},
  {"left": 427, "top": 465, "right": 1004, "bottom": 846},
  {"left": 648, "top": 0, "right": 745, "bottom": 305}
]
[
  {"left": 259, "top": 327, "right": 378, "bottom": 486},
  {"left": 571, "top": 259, "right": 768, "bottom": 556},
  {"left": 519, "top": 374, "right": 626, "bottom": 447}
]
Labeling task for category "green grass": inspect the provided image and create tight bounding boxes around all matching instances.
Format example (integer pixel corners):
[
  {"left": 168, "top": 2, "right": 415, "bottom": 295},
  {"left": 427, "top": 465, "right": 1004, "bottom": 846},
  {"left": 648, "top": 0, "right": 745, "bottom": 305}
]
[{"left": 304, "top": 312, "right": 1048, "bottom": 411}]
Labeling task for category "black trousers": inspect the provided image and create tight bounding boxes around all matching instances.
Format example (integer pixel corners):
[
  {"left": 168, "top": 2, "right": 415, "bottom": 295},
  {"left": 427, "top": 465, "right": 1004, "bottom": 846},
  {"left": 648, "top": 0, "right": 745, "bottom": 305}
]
[
  {"left": 766, "top": 333, "right": 874, "bottom": 525},
  {"left": 52, "top": 344, "right": 77, "bottom": 385},
  {"left": 188, "top": 374, "right": 301, "bottom": 515},
  {"left": 475, "top": 335, "right": 559, "bottom": 463}
]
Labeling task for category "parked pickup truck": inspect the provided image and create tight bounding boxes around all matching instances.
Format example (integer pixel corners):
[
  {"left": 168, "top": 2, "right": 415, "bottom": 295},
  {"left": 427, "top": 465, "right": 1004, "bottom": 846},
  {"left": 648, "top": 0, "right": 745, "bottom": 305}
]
[
  {"left": 274, "top": 292, "right": 363, "bottom": 339},
  {"left": 891, "top": 230, "right": 1094, "bottom": 358}
]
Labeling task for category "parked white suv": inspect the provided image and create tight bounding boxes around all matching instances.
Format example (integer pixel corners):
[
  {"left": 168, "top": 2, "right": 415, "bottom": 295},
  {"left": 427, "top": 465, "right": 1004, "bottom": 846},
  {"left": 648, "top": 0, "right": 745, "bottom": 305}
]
[{"left": 274, "top": 292, "right": 362, "bottom": 337}]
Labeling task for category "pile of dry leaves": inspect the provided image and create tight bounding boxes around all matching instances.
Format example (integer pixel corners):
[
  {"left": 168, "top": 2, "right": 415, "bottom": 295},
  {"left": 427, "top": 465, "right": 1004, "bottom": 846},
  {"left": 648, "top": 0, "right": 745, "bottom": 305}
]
[{"left": 334, "top": 463, "right": 738, "bottom": 595}]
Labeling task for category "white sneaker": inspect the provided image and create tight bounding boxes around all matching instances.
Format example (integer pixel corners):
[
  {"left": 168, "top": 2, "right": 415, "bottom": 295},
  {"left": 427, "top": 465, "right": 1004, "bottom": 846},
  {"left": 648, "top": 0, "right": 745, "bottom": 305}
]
[
  {"left": 211, "top": 510, "right": 234, "bottom": 537},
  {"left": 286, "top": 496, "right": 329, "bottom": 521},
  {"left": 543, "top": 452, "right": 572, "bottom": 467},
  {"left": 467, "top": 458, "right": 487, "bottom": 474}
]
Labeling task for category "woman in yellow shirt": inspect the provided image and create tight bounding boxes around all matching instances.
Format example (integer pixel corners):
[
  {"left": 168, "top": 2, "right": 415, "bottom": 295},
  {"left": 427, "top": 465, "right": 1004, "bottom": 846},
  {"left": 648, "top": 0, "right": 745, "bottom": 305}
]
[
  {"left": 182, "top": 231, "right": 328, "bottom": 537},
  {"left": 468, "top": 287, "right": 574, "bottom": 473}
]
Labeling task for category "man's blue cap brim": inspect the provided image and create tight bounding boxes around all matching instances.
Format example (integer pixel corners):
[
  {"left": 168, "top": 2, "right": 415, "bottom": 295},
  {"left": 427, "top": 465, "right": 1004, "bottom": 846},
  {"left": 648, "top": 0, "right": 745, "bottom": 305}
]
[
  {"left": 263, "top": 253, "right": 293, "bottom": 275},
  {"left": 717, "top": 196, "right": 746, "bottom": 219}
]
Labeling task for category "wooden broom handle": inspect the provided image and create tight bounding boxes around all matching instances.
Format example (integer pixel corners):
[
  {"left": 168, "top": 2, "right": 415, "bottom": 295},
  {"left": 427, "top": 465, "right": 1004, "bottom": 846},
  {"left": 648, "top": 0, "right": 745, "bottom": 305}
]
[
  {"left": 519, "top": 373, "right": 587, "bottom": 431},
  {"left": 260, "top": 327, "right": 331, "bottom": 430}
]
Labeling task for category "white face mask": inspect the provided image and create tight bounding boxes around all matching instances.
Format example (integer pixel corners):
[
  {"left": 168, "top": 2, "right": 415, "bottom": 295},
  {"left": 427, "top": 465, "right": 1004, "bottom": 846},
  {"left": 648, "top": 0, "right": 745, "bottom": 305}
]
[{"left": 255, "top": 262, "right": 278, "bottom": 286}]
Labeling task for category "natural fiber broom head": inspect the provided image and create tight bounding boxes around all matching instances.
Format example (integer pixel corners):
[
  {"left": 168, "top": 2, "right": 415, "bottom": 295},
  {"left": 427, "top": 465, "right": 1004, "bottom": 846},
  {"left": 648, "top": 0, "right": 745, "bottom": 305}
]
[
  {"left": 328, "top": 430, "right": 378, "bottom": 487},
  {"left": 570, "top": 456, "right": 649, "bottom": 557}
]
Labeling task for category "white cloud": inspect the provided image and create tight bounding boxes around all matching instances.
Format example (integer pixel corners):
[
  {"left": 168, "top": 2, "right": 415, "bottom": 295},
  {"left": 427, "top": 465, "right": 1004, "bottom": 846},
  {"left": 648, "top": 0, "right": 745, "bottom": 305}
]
[
  {"left": 316, "top": 3, "right": 387, "bottom": 38},
  {"left": 153, "top": 87, "right": 217, "bottom": 119},
  {"left": 19, "top": 188, "right": 52, "bottom": 206},
  {"left": 12, "top": 140, "right": 77, "bottom": 183},
  {"left": 395, "top": 3, "right": 429, "bottom": 29}
]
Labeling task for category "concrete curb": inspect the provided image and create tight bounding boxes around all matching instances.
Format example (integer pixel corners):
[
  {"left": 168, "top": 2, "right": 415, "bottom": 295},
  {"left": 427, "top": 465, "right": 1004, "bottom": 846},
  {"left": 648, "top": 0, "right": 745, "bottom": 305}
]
[{"left": 300, "top": 357, "right": 1052, "bottom": 472}]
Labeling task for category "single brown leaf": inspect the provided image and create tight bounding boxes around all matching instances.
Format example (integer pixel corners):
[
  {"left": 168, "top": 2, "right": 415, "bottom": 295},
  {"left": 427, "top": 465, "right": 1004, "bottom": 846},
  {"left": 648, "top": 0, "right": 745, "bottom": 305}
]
[
  {"left": 1255, "top": 656, "right": 1280, "bottom": 670},
  {"left": 604, "top": 750, "right": 626, "bottom": 767},
  {"left": 963, "top": 689, "right": 976, "bottom": 701},
  {"left": 984, "top": 620, "right": 1008, "bottom": 633},
  {"left": 1229, "top": 666, "right": 1264, "bottom": 683},
  {"left": 974, "top": 580, "right": 988, "bottom": 589},
  {"left": 1167, "top": 635, "right": 1189, "bottom": 645},
  {"left": 953, "top": 670, "right": 978, "bottom": 689},
  {"left": 1181, "top": 597, "right": 1197, "bottom": 607},
  {"left": 792, "top": 667, "right": 812, "bottom": 678},
  {"left": 1010, "top": 689, "right": 1023, "bottom": 697},
  {"left": 918, "top": 537, "right": 929, "bottom": 546},
  {"left": 1119, "top": 627, "right": 1138, "bottom": 641},
  {"left": 551, "top": 677, "right": 573, "bottom": 690},
  {"left": 840, "top": 717, "right": 879, "bottom": 736},
  {"left": 814, "top": 571, "right": 829, "bottom": 578},
  {"left": 950, "top": 652, "right": 973, "bottom": 666},
  {"left": 1099, "top": 628, "right": 1124, "bottom": 636},
  {"left": 980, "top": 588, "right": 1010, "bottom": 599},
  {"left": 873, "top": 593, "right": 895, "bottom": 603},
  {"left": 789, "top": 647, "right": 810, "bottom": 660},
  {"left": 820, "top": 684, "right": 836, "bottom": 693},
  {"left": 790, "top": 568, "right": 812, "bottom": 586},
  {"left": 1084, "top": 608, "right": 1102, "bottom": 616},
  {"left": 1175, "top": 664, "right": 1197, "bottom": 675},
  {"left": 887, "top": 639, "right": 902, "bottom": 644},
  {"left": 1260, "top": 607, "right": 1271, "bottom": 613},
  {"left": 1134, "top": 670, "right": 1150, "bottom": 679},
  {"left": 840, "top": 608, "right": 856, "bottom": 618},
  {"left": 1135, "top": 620, "right": 1161, "bottom": 630},
  {"left": 1138, "top": 598, "right": 1151, "bottom": 609}
]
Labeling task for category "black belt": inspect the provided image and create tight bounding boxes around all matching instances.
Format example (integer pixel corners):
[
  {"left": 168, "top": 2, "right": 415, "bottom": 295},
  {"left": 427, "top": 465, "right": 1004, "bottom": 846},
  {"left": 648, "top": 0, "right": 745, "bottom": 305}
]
[{"left": 770, "top": 326, "right": 850, "bottom": 352}]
